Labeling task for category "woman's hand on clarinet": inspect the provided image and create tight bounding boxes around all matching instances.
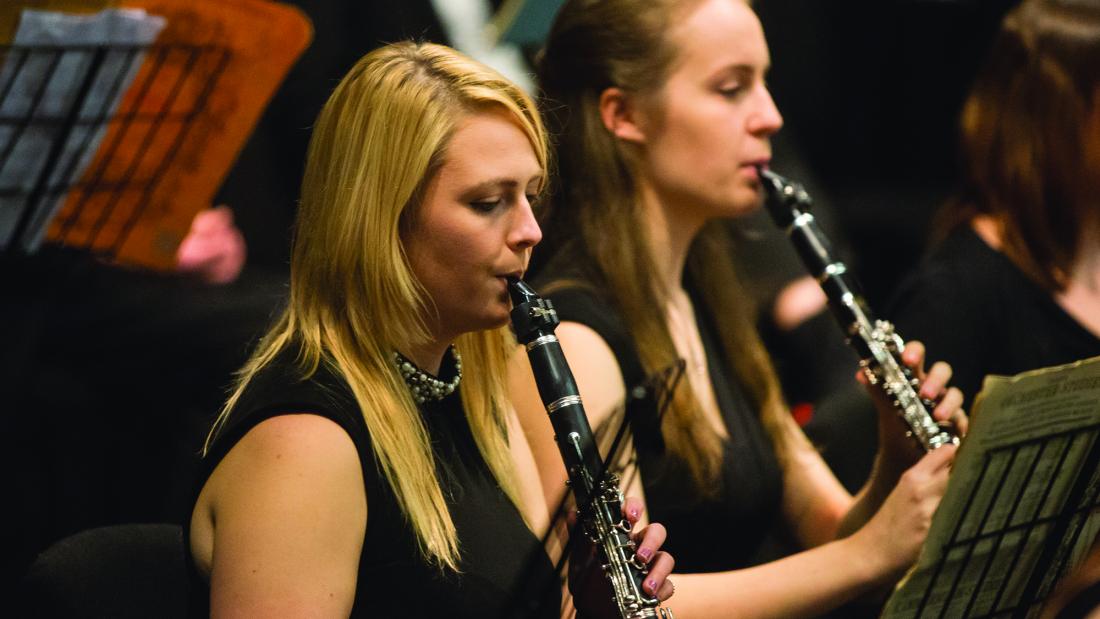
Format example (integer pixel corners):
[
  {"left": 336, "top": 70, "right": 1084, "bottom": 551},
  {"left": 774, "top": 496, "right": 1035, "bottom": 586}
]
[
  {"left": 839, "top": 340, "right": 966, "bottom": 583},
  {"left": 624, "top": 497, "right": 675, "bottom": 601},
  {"left": 858, "top": 340, "right": 969, "bottom": 461},
  {"left": 570, "top": 496, "right": 675, "bottom": 617}
]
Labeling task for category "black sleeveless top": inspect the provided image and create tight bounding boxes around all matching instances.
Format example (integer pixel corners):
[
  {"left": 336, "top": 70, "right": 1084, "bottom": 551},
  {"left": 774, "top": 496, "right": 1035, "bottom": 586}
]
[
  {"left": 889, "top": 227, "right": 1100, "bottom": 401},
  {"left": 544, "top": 283, "right": 788, "bottom": 573},
  {"left": 188, "top": 349, "right": 560, "bottom": 617}
]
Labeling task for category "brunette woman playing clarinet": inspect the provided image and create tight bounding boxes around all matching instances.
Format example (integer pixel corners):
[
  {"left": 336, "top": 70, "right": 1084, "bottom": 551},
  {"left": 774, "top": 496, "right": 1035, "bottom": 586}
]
[
  {"left": 509, "top": 1, "right": 967, "bottom": 617},
  {"left": 187, "top": 41, "right": 673, "bottom": 618}
]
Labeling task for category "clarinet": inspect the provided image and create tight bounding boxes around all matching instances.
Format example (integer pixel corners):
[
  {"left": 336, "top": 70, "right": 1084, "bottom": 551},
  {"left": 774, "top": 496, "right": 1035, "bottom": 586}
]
[
  {"left": 508, "top": 278, "right": 673, "bottom": 619},
  {"left": 757, "top": 168, "right": 958, "bottom": 452}
]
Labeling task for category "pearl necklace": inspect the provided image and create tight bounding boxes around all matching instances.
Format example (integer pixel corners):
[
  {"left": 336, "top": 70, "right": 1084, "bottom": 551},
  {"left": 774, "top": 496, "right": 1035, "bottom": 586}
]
[{"left": 393, "top": 347, "right": 462, "bottom": 404}]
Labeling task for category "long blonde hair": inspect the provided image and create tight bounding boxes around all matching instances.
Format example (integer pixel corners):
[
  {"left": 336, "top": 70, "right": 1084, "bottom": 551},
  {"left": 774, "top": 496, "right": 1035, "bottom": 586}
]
[
  {"left": 537, "top": 0, "right": 791, "bottom": 492},
  {"left": 205, "top": 41, "right": 548, "bottom": 570}
]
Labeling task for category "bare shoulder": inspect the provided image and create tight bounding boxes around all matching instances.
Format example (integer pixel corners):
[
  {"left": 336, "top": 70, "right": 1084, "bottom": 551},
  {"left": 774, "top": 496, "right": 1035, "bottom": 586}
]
[
  {"left": 554, "top": 321, "right": 627, "bottom": 428},
  {"left": 219, "top": 413, "right": 360, "bottom": 472},
  {"left": 506, "top": 320, "right": 628, "bottom": 558},
  {"left": 196, "top": 414, "right": 368, "bottom": 616},
  {"left": 504, "top": 406, "right": 552, "bottom": 536},
  {"left": 203, "top": 414, "right": 365, "bottom": 508}
]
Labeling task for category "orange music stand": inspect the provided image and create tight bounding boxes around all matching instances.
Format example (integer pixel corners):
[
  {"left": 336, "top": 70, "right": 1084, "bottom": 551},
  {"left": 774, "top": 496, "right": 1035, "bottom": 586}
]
[{"left": 0, "top": 0, "right": 311, "bottom": 270}]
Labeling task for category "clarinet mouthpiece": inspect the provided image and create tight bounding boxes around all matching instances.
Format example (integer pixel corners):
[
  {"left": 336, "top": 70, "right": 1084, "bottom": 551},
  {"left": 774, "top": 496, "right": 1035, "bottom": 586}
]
[
  {"left": 507, "top": 277, "right": 560, "bottom": 344},
  {"left": 506, "top": 276, "right": 538, "bottom": 307},
  {"left": 757, "top": 165, "right": 784, "bottom": 194},
  {"left": 756, "top": 166, "right": 810, "bottom": 228}
]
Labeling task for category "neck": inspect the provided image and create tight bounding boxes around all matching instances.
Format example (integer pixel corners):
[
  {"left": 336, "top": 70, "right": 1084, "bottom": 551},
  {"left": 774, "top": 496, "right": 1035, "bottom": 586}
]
[
  {"left": 970, "top": 214, "right": 1004, "bottom": 250},
  {"left": 982, "top": 213, "right": 1100, "bottom": 338},
  {"left": 1056, "top": 243, "right": 1100, "bottom": 339},
  {"left": 975, "top": 214, "right": 1100, "bottom": 292},
  {"left": 398, "top": 338, "right": 451, "bottom": 375},
  {"left": 1068, "top": 226, "right": 1100, "bottom": 293},
  {"left": 637, "top": 177, "right": 709, "bottom": 295}
]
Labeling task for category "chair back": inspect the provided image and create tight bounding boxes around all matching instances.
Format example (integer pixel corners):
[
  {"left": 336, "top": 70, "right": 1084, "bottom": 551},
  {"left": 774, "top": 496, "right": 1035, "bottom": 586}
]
[{"left": 19, "top": 523, "right": 190, "bottom": 618}]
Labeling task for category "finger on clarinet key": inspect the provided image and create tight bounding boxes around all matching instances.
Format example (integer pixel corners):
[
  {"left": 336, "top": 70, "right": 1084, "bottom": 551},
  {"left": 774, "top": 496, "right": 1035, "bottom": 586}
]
[{"left": 633, "top": 522, "right": 666, "bottom": 565}]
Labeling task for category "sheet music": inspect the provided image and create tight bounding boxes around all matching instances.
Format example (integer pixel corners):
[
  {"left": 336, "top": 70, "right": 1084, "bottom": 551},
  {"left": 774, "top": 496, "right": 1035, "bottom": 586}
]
[
  {"left": 0, "top": 8, "right": 164, "bottom": 251},
  {"left": 883, "top": 355, "right": 1100, "bottom": 618}
]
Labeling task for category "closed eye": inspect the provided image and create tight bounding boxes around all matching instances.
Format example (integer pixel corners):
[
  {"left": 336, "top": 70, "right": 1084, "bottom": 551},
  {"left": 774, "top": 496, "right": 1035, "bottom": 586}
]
[
  {"left": 718, "top": 85, "right": 744, "bottom": 98},
  {"left": 469, "top": 199, "right": 503, "bottom": 213}
]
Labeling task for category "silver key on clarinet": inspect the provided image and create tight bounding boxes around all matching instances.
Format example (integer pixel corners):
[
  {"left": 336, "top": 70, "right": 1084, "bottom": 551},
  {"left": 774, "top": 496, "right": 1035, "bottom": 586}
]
[{"left": 757, "top": 167, "right": 959, "bottom": 452}]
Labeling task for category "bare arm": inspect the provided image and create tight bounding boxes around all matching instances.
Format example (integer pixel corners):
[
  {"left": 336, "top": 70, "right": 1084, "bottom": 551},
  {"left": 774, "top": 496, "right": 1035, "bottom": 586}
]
[
  {"left": 774, "top": 412, "right": 853, "bottom": 547},
  {"left": 195, "top": 414, "right": 367, "bottom": 618},
  {"left": 509, "top": 322, "right": 959, "bottom": 618},
  {"left": 508, "top": 321, "right": 629, "bottom": 524},
  {"left": 506, "top": 404, "right": 554, "bottom": 548}
]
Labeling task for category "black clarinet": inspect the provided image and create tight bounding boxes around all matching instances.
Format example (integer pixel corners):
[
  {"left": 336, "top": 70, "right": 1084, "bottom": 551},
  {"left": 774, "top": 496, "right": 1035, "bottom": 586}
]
[
  {"left": 508, "top": 278, "right": 673, "bottom": 619},
  {"left": 757, "top": 168, "right": 958, "bottom": 452}
]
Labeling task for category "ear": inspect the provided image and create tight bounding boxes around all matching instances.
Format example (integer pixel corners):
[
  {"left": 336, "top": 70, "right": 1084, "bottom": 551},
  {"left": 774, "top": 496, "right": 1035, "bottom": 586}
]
[{"left": 599, "top": 87, "right": 647, "bottom": 144}]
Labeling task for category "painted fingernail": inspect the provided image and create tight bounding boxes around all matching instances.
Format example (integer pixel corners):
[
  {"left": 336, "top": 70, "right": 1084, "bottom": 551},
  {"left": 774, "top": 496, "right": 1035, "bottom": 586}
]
[
  {"left": 637, "top": 547, "right": 653, "bottom": 561},
  {"left": 630, "top": 508, "right": 640, "bottom": 520},
  {"left": 646, "top": 578, "right": 658, "bottom": 594}
]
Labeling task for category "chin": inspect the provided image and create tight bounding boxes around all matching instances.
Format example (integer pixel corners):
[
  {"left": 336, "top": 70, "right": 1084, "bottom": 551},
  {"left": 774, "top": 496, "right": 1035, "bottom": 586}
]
[
  {"left": 484, "top": 312, "right": 510, "bottom": 330},
  {"left": 727, "top": 185, "right": 765, "bottom": 216},
  {"left": 441, "top": 300, "right": 511, "bottom": 339},
  {"left": 479, "top": 302, "right": 513, "bottom": 331}
]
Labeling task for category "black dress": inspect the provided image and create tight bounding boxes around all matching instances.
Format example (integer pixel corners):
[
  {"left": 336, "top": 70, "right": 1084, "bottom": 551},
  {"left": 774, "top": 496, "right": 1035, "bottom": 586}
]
[
  {"left": 188, "top": 349, "right": 560, "bottom": 617},
  {"left": 544, "top": 282, "right": 788, "bottom": 573},
  {"left": 888, "top": 227, "right": 1100, "bottom": 403}
]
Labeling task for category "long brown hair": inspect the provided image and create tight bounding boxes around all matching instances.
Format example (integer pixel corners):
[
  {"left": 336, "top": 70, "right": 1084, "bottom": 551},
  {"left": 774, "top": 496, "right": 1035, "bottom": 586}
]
[
  {"left": 536, "top": 0, "right": 790, "bottom": 491},
  {"left": 205, "top": 42, "right": 548, "bottom": 570},
  {"left": 944, "top": 0, "right": 1100, "bottom": 291}
]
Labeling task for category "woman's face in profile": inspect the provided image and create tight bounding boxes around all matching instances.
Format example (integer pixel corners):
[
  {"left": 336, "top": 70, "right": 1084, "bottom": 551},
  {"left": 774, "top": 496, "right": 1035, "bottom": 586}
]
[
  {"left": 636, "top": 0, "right": 782, "bottom": 220},
  {"left": 404, "top": 108, "right": 543, "bottom": 340}
]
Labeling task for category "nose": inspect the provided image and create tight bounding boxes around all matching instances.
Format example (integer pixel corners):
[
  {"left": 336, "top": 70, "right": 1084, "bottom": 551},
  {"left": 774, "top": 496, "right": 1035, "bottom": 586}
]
[
  {"left": 507, "top": 196, "right": 542, "bottom": 251},
  {"left": 748, "top": 84, "right": 783, "bottom": 137}
]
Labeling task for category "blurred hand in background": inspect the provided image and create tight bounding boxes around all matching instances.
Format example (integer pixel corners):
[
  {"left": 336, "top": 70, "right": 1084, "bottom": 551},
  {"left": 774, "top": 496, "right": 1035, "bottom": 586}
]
[{"left": 176, "top": 205, "right": 246, "bottom": 284}]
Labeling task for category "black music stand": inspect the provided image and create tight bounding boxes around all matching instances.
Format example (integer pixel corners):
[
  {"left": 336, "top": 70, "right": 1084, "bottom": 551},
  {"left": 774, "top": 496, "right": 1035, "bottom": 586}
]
[
  {"left": 0, "top": 41, "right": 229, "bottom": 261},
  {"left": 901, "top": 424, "right": 1100, "bottom": 618}
]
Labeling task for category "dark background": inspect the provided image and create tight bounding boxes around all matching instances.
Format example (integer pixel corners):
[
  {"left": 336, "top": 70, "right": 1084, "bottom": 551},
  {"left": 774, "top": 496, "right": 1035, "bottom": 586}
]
[{"left": 756, "top": 0, "right": 1020, "bottom": 305}]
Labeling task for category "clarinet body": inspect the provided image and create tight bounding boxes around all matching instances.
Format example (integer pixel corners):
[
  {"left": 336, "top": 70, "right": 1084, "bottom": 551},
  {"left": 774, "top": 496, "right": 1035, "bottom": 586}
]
[
  {"left": 508, "top": 278, "right": 672, "bottom": 619},
  {"left": 757, "top": 168, "right": 958, "bottom": 452}
]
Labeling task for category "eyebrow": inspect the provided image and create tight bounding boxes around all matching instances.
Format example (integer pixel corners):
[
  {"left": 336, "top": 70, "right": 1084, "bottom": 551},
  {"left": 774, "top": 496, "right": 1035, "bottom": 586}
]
[
  {"left": 721, "top": 63, "right": 769, "bottom": 76},
  {"left": 462, "top": 175, "right": 545, "bottom": 195}
]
